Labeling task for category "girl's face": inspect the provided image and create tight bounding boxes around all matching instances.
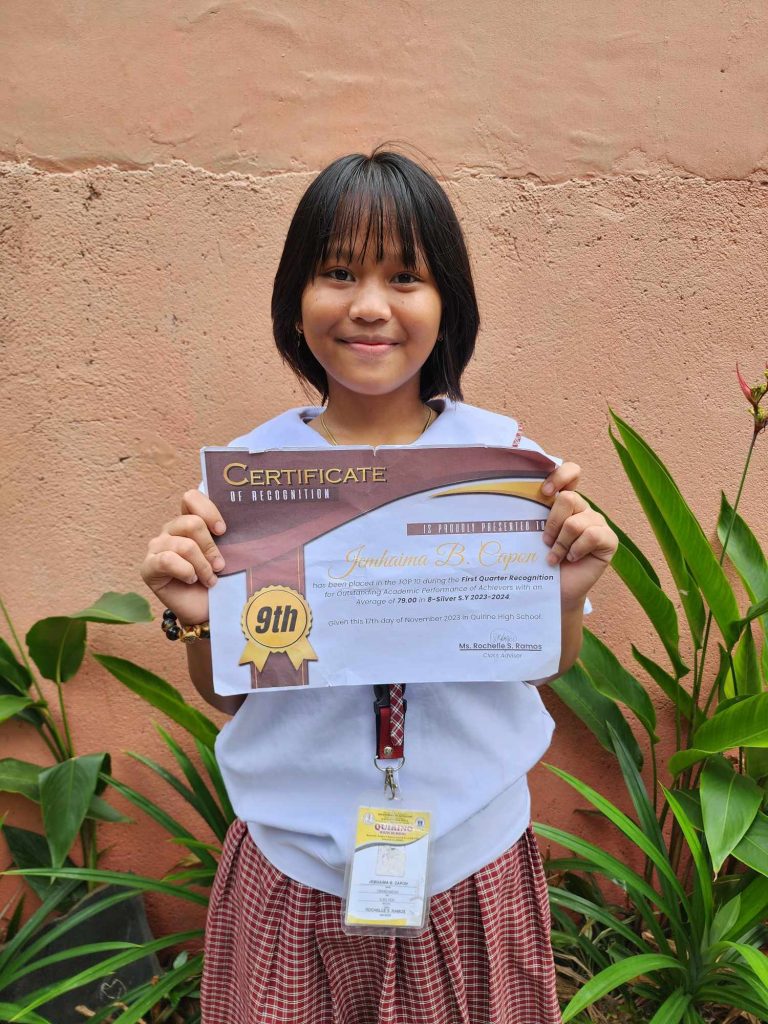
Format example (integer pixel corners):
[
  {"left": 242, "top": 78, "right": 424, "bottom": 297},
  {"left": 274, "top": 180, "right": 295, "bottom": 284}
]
[{"left": 298, "top": 236, "right": 442, "bottom": 403}]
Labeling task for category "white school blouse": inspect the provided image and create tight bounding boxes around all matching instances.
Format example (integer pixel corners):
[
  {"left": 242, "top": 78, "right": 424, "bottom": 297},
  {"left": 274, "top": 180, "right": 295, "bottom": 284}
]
[{"left": 211, "top": 400, "right": 564, "bottom": 897}]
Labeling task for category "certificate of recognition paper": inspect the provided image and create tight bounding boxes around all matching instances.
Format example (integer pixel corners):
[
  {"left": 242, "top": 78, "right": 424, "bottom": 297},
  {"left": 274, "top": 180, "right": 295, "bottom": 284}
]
[{"left": 201, "top": 445, "right": 561, "bottom": 695}]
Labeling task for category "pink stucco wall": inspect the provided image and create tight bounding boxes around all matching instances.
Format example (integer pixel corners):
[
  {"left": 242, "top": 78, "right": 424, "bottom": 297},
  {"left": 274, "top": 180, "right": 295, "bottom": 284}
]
[{"left": 2, "top": 1, "right": 767, "bottom": 944}]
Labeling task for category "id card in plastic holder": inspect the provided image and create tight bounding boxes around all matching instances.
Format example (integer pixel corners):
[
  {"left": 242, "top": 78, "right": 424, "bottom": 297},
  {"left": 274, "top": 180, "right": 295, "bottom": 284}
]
[{"left": 342, "top": 804, "right": 432, "bottom": 938}]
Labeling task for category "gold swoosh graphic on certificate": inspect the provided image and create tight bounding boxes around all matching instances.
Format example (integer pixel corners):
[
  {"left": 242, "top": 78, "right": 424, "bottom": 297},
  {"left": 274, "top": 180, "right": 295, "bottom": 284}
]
[{"left": 431, "top": 481, "right": 554, "bottom": 508}]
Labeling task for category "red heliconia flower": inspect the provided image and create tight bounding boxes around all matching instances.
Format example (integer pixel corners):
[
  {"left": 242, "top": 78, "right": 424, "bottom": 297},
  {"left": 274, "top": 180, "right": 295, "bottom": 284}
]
[
  {"left": 736, "top": 363, "right": 768, "bottom": 410},
  {"left": 737, "top": 364, "right": 755, "bottom": 405},
  {"left": 737, "top": 363, "right": 768, "bottom": 437}
]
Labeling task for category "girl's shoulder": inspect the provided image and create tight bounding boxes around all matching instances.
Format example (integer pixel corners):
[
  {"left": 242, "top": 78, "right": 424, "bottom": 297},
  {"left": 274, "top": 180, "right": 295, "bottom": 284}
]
[
  {"left": 436, "top": 401, "right": 556, "bottom": 459},
  {"left": 226, "top": 406, "right": 325, "bottom": 450}
]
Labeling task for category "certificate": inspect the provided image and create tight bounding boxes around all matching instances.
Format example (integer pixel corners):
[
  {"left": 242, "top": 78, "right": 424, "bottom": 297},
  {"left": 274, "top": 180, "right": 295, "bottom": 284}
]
[{"left": 201, "top": 444, "right": 561, "bottom": 695}]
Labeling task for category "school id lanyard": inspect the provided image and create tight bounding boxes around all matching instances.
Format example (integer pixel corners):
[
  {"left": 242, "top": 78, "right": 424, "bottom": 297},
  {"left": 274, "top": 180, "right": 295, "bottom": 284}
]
[{"left": 373, "top": 684, "right": 406, "bottom": 799}]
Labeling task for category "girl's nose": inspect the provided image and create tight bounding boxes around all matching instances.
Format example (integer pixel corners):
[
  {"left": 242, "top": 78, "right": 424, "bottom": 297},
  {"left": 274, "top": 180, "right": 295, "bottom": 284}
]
[{"left": 348, "top": 279, "right": 391, "bottom": 322}]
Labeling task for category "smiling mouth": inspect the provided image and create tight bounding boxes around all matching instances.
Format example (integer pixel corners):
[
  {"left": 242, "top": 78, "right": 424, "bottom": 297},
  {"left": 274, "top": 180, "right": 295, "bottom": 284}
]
[{"left": 339, "top": 337, "right": 398, "bottom": 356}]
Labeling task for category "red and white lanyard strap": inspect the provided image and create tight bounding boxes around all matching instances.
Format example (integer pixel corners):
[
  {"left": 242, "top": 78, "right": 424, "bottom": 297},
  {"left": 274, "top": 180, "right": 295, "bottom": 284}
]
[{"left": 373, "top": 684, "right": 406, "bottom": 798}]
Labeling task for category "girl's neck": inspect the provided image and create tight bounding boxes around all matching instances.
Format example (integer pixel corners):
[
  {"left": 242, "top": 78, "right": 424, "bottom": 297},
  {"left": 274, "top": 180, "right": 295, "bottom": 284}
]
[{"left": 315, "top": 386, "right": 436, "bottom": 447}]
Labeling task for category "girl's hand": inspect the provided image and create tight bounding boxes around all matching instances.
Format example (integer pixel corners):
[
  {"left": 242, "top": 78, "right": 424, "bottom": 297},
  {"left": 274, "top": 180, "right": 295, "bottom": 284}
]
[
  {"left": 541, "top": 461, "right": 581, "bottom": 497},
  {"left": 140, "top": 490, "right": 227, "bottom": 626},
  {"left": 542, "top": 491, "right": 617, "bottom": 608}
]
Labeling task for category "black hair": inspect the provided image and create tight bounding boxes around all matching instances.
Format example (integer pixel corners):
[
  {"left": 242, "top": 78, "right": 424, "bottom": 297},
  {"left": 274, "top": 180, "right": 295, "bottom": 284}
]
[{"left": 271, "top": 146, "right": 480, "bottom": 402}]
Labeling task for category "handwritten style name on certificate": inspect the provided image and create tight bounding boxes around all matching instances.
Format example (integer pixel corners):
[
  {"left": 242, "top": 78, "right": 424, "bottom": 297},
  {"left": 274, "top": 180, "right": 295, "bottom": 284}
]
[{"left": 201, "top": 444, "right": 562, "bottom": 695}]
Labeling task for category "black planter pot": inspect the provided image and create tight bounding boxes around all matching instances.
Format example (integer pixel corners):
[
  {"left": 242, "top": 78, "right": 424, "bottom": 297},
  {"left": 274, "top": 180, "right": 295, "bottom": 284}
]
[{"left": 2, "top": 884, "right": 161, "bottom": 1024}]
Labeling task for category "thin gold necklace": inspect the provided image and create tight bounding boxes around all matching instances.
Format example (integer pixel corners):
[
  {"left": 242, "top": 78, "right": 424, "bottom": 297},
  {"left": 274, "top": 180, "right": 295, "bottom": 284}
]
[{"left": 319, "top": 405, "right": 434, "bottom": 446}]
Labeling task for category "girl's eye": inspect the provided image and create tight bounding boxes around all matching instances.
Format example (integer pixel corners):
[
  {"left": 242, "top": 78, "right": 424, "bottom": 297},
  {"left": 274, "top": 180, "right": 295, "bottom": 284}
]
[
  {"left": 393, "top": 272, "right": 420, "bottom": 284},
  {"left": 325, "top": 268, "right": 354, "bottom": 282}
]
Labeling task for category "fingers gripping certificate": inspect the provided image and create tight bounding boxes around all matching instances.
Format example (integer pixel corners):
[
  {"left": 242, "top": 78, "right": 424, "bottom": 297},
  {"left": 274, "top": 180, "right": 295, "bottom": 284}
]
[{"left": 201, "top": 445, "right": 561, "bottom": 695}]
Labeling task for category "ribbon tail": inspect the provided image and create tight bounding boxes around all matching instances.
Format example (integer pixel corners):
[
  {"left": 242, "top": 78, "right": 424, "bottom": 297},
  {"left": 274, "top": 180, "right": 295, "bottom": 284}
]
[
  {"left": 239, "top": 641, "right": 271, "bottom": 672},
  {"left": 286, "top": 637, "right": 318, "bottom": 669}
]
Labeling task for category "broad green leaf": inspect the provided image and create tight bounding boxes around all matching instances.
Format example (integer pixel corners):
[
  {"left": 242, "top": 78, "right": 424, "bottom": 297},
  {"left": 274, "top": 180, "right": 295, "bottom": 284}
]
[
  {"left": 0, "top": 675, "right": 44, "bottom": 727},
  {"left": 548, "top": 662, "right": 644, "bottom": 767},
  {"left": 70, "top": 591, "right": 152, "bottom": 624},
  {"left": 610, "top": 428, "right": 706, "bottom": 646},
  {"left": 580, "top": 629, "right": 657, "bottom": 739},
  {"left": 700, "top": 756, "right": 762, "bottom": 873},
  {"left": 708, "top": 893, "right": 741, "bottom": 946},
  {"left": 578, "top": 494, "right": 661, "bottom": 584},
  {"left": 561, "top": 953, "right": 685, "bottom": 1021},
  {"left": 87, "top": 794, "right": 131, "bottom": 823},
  {"left": 581, "top": 498, "right": 686, "bottom": 674},
  {"left": 668, "top": 748, "right": 711, "bottom": 775},
  {"left": 669, "top": 788, "right": 703, "bottom": 829},
  {"left": 93, "top": 654, "right": 218, "bottom": 748},
  {"left": 718, "top": 494, "right": 768, "bottom": 641},
  {"left": 663, "top": 785, "right": 714, "bottom": 924},
  {"left": 611, "top": 412, "right": 741, "bottom": 648},
  {"left": 0, "top": 758, "right": 43, "bottom": 800},
  {"left": 0, "top": 694, "right": 33, "bottom": 723},
  {"left": 0, "top": 637, "right": 33, "bottom": 692},
  {"left": 26, "top": 617, "right": 86, "bottom": 683},
  {"left": 724, "top": 874, "right": 768, "bottom": 938},
  {"left": 1, "top": 825, "right": 80, "bottom": 903},
  {"left": 738, "top": 595, "right": 768, "bottom": 631},
  {"left": 732, "top": 625, "right": 761, "bottom": 696},
  {"left": 39, "top": 754, "right": 105, "bottom": 868},
  {"left": 693, "top": 692, "right": 768, "bottom": 750},
  {"left": 632, "top": 647, "right": 697, "bottom": 723},
  {"left": 0, "top": 758, "right": 129, "bottom": 822},
  {"left": 732, "top": 811, "right": 768, "bottom": 877},
  {"left": 647, "top": 989, "right": 692, "bottom": 1024}
]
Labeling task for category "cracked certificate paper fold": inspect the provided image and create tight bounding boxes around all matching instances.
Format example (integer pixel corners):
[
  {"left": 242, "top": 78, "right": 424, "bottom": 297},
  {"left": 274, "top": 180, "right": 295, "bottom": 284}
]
[{"left": 201, "top": 444, "right": 561, "bottom": 695}]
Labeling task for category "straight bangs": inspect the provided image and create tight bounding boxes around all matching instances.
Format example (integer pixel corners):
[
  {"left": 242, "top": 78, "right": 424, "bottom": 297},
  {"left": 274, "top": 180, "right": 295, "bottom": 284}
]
[
  {"left": 272, "top": 149, "right": 479, "bottom": 402},
  {"left": 316, "top": 168, "right": 426, "bottom": 275}
]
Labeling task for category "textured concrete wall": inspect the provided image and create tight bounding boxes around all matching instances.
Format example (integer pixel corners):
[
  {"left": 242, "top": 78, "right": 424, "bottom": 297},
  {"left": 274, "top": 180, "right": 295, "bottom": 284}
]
[{"left": 2, "top": 1, "right": 768, "bottom": 944}]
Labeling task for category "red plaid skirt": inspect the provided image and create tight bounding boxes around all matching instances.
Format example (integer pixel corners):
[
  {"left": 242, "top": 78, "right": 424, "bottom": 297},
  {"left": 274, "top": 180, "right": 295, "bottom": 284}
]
[{"left": 201, "top": 819, "right": 561, "bottom": 1024}]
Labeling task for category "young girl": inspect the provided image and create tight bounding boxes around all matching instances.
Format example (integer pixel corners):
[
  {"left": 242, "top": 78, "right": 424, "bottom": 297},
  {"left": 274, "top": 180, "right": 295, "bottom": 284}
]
[{"left": 140, "top": 148, "right": 617, "bottom": 1024}]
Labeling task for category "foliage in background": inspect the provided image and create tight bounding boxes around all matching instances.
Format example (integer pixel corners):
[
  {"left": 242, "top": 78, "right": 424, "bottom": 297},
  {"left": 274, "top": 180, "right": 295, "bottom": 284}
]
[
  {"left": 538, "top": 368, "right": 768, "bottom": 1023},
  {"left": 0, "top": 593, "right": 152, "bottom": 909},
  {"left": 0, "top": 635, "right": 232, "bottom": 1023}
]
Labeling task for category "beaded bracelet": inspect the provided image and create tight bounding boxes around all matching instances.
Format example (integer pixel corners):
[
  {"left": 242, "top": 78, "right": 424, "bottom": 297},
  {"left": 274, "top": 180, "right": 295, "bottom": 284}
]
[{"left": 162, "top": 608, "right": 211, "bottom": 643}]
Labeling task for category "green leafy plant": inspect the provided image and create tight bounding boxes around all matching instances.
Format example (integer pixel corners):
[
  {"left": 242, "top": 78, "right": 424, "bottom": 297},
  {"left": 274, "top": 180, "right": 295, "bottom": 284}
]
[
  {"left": 1, "top": 652, "right": 232, "bottom": 1023},
  {"left": 538, "top": 366, "right": 768, "bottom": 1023},
  {"left": 0, "top": 593, "right": 152, "bottom": 901}
]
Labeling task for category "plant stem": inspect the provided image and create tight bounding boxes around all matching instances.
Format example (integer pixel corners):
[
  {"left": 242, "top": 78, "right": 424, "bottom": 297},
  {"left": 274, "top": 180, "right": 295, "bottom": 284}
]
[
  {"left": 683, "top": 433, "right": 756, "bottom": 764},
  {"left": 0, "top": 594, "right": 71, "bottom": 761},
  {"left": 55, "top": 680, "right": 75, "bottom": 759}
]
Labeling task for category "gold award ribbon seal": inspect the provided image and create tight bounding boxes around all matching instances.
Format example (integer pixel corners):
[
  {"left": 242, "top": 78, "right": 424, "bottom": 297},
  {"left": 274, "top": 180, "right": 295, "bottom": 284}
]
[{"left": 239, "top": 585, "right": 318, "bottom": 672}]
